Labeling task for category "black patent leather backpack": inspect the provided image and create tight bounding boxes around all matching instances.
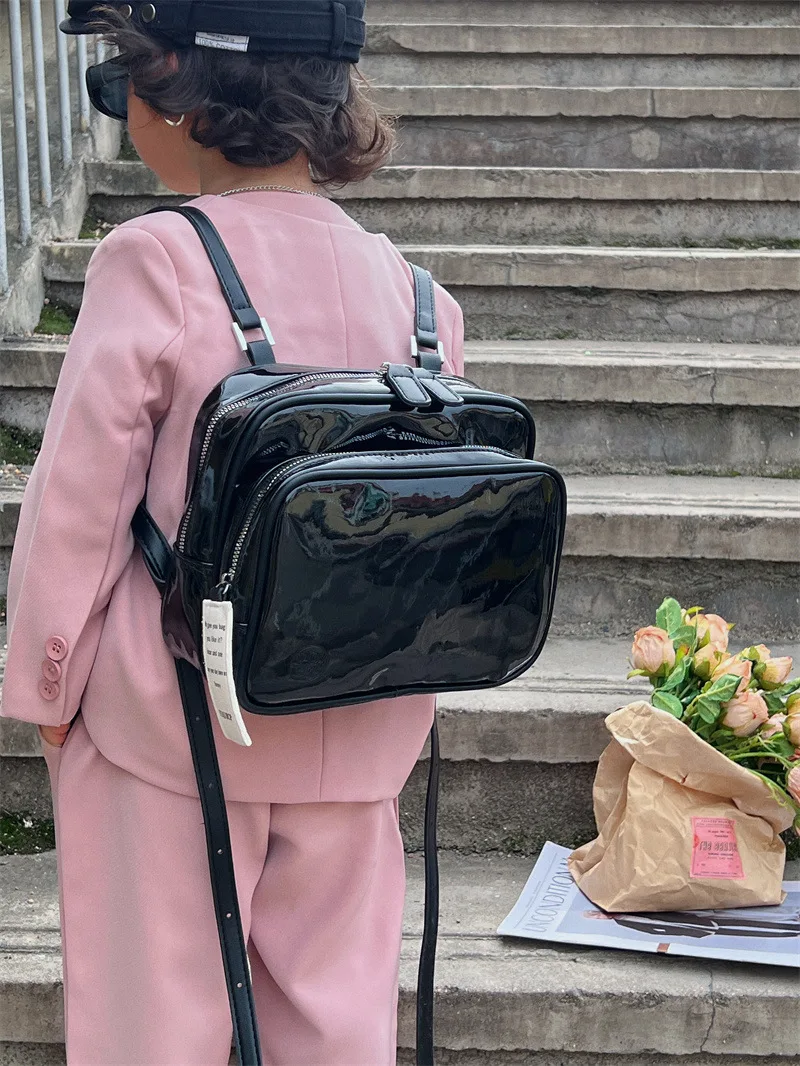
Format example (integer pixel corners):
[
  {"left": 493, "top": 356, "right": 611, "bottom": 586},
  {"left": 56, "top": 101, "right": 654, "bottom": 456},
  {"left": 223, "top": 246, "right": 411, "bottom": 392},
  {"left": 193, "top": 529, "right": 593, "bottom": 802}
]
[{"left": 133, "top": 206, "right": 567, "bottom": 1066}]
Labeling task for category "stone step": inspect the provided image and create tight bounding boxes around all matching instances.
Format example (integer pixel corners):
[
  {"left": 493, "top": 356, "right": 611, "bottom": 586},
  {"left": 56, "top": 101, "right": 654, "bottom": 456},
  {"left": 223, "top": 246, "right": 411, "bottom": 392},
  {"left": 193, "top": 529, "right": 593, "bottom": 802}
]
[
  {"left": 42, "top": 240, "right": 800, "bottom": 344},
  {"left": 363, "top": 25, "right": 800, "bottom": 87},
  {"left": 87, "top": 162, "right": 800, "bottom": 247},
  {"left": 4, "top": 621, "right": 799, "bottom": 846},
  {"left": 1, "top": 852, "right": 798, "bottom": 1063},
  {"left": 366, "top": 1, "right": 800, "bottom": 27},
  {"left": 371, "top": 86, "right": 800, "bottom": 170},
  {"left": 5, "top": 337, "right": 799, "bottom": 477},
  {"left": 377, "top": 85, "right": 800, "bottom": 119},
  {"left": 2, "top": 467, "right": 798, "bottom": 633}
]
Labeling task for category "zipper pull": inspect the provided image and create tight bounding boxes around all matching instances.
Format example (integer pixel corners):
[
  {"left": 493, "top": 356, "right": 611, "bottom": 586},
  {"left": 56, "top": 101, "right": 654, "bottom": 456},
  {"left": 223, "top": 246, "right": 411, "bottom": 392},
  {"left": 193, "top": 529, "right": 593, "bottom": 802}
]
[
  {"left": 383, "top": 363, "right": 431, "bottom": 408},
  {"left": 211, "top": 571, "right": 234, "bottom": 601}
]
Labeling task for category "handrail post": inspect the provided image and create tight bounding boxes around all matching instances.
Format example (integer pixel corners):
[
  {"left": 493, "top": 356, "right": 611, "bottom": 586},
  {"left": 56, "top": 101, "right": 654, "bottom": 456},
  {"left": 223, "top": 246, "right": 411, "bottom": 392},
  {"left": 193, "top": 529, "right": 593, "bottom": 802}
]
[
  {"left": 54, "top": 0, "right": 74, "bottom": 166},
  {"left": 29, "top": 0, "right": 54, "bottom": 208},
  {"left": 8, "top": 0, "right": 33, "bottom": 242}
]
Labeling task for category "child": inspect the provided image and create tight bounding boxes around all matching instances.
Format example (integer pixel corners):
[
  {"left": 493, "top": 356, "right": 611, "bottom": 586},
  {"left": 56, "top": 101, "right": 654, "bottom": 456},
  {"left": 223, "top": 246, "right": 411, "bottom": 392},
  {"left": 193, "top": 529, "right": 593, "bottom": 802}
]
[{"left": 1, "top": 2, "right": 464, "bottom": 1062}]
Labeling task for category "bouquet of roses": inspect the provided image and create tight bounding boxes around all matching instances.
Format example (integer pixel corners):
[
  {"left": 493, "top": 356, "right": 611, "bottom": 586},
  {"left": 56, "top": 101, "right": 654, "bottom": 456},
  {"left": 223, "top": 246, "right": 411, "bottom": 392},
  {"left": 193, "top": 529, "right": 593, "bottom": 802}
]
[{"left": 629, "top": 596, "right": 800, "bottom": 834}]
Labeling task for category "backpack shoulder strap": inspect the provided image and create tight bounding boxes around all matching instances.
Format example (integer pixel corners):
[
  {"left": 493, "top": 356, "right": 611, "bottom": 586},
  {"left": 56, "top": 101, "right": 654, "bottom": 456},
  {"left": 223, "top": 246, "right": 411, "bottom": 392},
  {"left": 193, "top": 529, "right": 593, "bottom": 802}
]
[
  {"left": 147, "top": 205, "right": 276, "bottom": 367},
  {"left": 410, "top": 263, "right": 445, "bottom": 374}
]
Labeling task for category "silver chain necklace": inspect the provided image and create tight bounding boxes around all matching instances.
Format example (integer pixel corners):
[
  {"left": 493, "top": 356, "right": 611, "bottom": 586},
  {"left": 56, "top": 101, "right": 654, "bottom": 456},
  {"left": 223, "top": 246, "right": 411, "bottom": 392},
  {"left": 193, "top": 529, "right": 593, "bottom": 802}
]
[{"left": 218, "top": 184, "right": 327, "bottom": 199}]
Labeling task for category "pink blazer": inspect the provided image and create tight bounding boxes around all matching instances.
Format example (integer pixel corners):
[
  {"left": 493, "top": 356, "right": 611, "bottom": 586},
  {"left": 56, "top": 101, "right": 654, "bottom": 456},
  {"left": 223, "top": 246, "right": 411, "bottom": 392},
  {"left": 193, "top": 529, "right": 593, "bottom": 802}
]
[{"left": 2, "top": 192, "right": 464, "bottom": 802}]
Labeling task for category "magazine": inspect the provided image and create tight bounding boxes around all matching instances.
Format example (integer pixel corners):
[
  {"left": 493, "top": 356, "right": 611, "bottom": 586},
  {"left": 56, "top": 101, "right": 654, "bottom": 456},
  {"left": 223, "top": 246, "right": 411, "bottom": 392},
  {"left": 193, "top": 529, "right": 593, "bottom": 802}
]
[{"left": 498, "top": 842, "right": 800, "bottom": 968}]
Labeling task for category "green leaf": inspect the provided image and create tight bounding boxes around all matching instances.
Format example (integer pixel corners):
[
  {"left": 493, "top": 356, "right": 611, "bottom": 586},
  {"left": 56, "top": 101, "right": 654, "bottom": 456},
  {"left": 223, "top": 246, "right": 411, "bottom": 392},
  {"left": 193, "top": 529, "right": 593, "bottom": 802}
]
[
  {"left": 626, "top": 669, "right": 650, "bottom": 679},
  {"left": 652, "top": 691, "right": 684, "bottom": 718},
  {"left": 694, "top": 697, "right": 722, "bottom": 724},
  {"left": 684, "top": 606, "right": 705, "bottom": 617},
  {"left": 670, "top": 625, "right": 697, "bottom": 649},
  {"left": 661, "top": 658, "right": 690, "bottom": 693},
  {"left": 705, "top": 673, "right": 741, "bottom": 703},
  {"left": 656, "top": 598, "right": 683, "bottom": 635},
  {"left": 774, "top": 678, "right": 800, "bottom": 698},
  {"left": 763, "top": 692, "right": 785, "bottom": 714}
]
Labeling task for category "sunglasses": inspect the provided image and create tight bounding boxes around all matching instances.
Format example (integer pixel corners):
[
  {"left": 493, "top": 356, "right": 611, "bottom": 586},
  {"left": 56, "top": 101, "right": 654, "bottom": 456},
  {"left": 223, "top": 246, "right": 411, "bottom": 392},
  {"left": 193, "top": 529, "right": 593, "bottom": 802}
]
[{"left": 86, "top": 58, "right": 129, "bottom": 121}]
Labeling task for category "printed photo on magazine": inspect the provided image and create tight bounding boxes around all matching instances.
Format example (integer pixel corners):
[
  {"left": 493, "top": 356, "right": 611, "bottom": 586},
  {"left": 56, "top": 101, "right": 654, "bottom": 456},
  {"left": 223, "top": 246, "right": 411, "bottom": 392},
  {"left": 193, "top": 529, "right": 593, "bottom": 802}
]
[{"left": 498, "top": 842, "right": 800, "bottom": 968}]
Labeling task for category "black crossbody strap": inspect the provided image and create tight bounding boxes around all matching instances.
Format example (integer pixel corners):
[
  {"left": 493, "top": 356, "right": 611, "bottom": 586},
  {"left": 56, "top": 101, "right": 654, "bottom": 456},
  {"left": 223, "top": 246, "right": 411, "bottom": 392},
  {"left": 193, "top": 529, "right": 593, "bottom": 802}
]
[
  {"left": 147, "top": 205, "right": 276, "bottom": 367},
  {"left": 417, "top": 717, "right": 441, "bottom": 1066},
  {"left": 171, "top": 652, "right": 441, "bottom": 1066},
  {"left": 410, "top": 264, "right": 445, "bottom": 374},
  {"left": 175, "top": 659, "right": 264, "bottom": 1066},
  {"left": 131, "top": 502, "right": 173, "bottom": 593}
]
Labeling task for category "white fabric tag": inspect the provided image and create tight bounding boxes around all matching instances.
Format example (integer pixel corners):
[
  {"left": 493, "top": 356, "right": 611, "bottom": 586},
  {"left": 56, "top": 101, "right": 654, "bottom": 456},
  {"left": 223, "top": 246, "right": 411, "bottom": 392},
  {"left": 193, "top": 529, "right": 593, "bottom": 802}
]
[
  {"left": 195, "top": 31, "right": 250, "bottom": 51},
  {"left": 202, "top": 599, "right": 252, "bottom": 747}
]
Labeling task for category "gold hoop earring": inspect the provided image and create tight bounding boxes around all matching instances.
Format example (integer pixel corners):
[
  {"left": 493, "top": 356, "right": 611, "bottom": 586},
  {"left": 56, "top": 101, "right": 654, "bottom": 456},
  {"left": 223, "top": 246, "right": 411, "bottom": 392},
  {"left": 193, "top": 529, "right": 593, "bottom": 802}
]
[{"left": 164, "top": 114, "right": 185, "bottom": 127}]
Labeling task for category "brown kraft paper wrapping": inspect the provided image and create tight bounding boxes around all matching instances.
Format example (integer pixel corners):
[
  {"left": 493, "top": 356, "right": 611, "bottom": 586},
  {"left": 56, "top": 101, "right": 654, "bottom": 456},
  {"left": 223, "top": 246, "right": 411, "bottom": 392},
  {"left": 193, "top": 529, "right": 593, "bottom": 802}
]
[{"left": 568, "top": 701, "right": 796, "bottom": 912}]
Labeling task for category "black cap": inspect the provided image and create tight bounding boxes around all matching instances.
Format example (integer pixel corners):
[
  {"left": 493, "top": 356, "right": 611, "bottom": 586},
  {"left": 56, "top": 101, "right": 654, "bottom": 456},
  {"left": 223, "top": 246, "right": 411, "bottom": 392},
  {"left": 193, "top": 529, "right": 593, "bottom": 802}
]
[{"left": 60, "top": 1, "right": 367, "bottom": 63}]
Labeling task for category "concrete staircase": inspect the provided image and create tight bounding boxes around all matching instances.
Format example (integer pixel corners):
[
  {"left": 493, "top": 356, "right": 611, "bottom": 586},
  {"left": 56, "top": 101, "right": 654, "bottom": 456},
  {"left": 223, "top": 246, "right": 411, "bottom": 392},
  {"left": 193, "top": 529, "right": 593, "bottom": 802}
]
[{"left": 1, "top": 0, "right": 799, "bottom": 1061}]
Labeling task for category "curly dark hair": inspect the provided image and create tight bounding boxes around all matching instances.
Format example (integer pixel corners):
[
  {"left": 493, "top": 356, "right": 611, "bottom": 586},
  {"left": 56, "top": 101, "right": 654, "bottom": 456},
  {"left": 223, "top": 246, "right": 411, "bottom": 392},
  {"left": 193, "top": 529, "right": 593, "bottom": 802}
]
[{"left": 91, "top": 7, "right": 395, "bottom": 186}]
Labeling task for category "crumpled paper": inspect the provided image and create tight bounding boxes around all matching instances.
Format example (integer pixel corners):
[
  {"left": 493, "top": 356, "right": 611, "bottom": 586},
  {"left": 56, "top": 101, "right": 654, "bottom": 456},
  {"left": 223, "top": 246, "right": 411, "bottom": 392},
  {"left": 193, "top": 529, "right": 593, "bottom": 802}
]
[{"left": 568, "top": 701, "right": 795, "bottom": 912}]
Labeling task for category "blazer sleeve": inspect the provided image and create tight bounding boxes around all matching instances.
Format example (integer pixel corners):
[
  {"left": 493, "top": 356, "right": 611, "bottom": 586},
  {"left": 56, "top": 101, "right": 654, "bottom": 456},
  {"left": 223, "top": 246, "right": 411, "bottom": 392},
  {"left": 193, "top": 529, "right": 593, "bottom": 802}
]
[
  {"left": 1, "top": 225, "right": 185, "bottom": 727},
  {"left": 438, "top": 284, "right": 464, "bottom": 378}
]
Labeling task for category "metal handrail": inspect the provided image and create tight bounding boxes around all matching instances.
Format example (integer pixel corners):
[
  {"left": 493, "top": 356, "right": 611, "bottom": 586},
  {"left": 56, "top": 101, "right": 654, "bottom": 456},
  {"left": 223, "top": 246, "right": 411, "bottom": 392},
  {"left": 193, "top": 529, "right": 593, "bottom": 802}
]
[{"left": 1, "top": 0, "right": 106, "bottom": 292}]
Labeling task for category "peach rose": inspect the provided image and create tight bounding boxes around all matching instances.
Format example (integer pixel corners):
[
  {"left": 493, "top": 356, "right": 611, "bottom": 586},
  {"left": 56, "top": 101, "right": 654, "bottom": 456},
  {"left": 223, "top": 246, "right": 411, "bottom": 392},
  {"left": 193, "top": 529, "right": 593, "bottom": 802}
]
[
  {"left": 721, "top": 691, "right": 769, "bottom": 737},
  {"left": 787, "top": 767, "right": 800, "bottom": 806},
  {"left": 692, "top": 643, "right": 721, "bottom": 680},
  {"left": 692, "top": 613, "right": 730, "bottom": 652},
  {"left": 631, "top": 626, "right": 676, "bottom": 676},
  {"left": 761, "top": 714, "right": 786, "bottom": 739},
  {"left": 759, "top": 656, "right": 793, "bottom": 690},
  {"left": 785, "top": 714, "right": 800, "bottom": 748},
  {"left": 747, "top": 644, "right": 772, "bottom": 663},
  {"left": 711, "top": 654, "right": 753, "bottom": 695}
]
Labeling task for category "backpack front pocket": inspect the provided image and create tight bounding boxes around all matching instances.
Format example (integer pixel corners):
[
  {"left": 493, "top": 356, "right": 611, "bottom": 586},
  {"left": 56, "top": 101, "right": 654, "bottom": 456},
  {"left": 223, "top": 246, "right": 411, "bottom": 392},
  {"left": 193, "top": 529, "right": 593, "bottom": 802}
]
[{"left": 214, "top": 449, "right": 566, "bottom": 715}]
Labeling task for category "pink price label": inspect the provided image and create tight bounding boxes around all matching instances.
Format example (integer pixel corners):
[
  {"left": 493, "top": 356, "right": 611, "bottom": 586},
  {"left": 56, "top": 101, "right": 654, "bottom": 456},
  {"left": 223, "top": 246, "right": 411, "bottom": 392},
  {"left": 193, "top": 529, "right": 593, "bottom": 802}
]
[{"left": 690, "top": 817, "right": 745, "bottom": 880}]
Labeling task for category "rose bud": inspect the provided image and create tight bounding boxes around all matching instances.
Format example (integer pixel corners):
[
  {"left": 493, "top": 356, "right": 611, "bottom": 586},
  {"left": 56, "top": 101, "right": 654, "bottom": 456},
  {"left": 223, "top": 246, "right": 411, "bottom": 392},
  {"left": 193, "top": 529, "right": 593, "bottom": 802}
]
[
  {"left": 787, "top": 692, "right": 800, "bottom": 713},
  {"left": 631, "top": 626, "right": 676, "bottom": 676},
  {"left": 711, "top": 655, "right": 753, "bottom": 694},
  {"left": 722, "top": 691, "right": 769, "bottom": 737},
  {"left": 692, "top": 643, "right": 721, "bottom": 680},
  {"left": 787, "top": 767, "right": 800, "bottom": 806},
  {"left": 692, "top": 613, "right": 730, "bottom": 652},
  {"left": 747, "top": 644, "right": 772, "bottom": 663},
  {"left": 758, "top": 656, "right": 793, "bottom": 691},
  {"left": 785, "top": 715, "right": 800, "bottom": 748},
  {"left": 761, "top": 714, "right": 787, "bottom": 739}
]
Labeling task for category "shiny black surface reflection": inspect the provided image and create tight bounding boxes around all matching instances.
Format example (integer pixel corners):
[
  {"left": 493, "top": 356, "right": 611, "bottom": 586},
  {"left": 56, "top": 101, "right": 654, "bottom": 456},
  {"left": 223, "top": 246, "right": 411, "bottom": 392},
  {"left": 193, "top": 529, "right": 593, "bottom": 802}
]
[
  {"left": 224, "top": 449, "right": 566, "bottom": 714},
  {"left": 164, "top": 367, "right": 539, "bottom": 670}
]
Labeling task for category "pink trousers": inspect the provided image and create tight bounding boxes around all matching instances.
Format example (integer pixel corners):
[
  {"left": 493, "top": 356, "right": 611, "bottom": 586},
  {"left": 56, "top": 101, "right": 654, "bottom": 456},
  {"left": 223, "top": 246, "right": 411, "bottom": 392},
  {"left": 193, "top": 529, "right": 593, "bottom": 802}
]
[{"left": 43, "top": 716, "right": 407, "bottom": 1066}]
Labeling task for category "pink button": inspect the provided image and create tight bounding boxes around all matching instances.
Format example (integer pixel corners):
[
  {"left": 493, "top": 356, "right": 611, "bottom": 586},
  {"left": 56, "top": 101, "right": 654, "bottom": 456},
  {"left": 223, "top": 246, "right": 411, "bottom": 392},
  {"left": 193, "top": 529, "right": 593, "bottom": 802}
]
[
  {"left": 45, "top": 636, "right": 69, "bottom": 661},
  {"left": 38, "top": 678, "right": 60, "bottom": 701},
  {"left": 41, "top": 659, "right": 62, "bottom": 682}
]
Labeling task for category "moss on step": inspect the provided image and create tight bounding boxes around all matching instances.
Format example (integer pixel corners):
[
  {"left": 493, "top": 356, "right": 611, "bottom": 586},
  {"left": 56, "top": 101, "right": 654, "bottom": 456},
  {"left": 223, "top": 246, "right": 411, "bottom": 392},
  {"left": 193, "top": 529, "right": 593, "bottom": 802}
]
[
  {"left": 0, "top": 813, "right": 55, "bottom": 856},
  {"left": 119, "top": 133, "right": 139, "bottom": 162},
  {"left": 34, "top": 301, "right": 76, "bottom": 337},
  {"left": 79, "top": 213, "right": 115, "bottom": 241},
  {"left": 0, "top": 424, "right": 42, "bottom": 465}
]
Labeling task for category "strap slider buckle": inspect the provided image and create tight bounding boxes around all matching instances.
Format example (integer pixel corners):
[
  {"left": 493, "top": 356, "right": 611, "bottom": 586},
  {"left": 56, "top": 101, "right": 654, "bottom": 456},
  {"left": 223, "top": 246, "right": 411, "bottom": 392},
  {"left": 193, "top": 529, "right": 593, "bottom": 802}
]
[
  {"left": 232, "top": 317, "right": 275, "bottom": 353},
  {"left": 410, "top": 335, "right": 445, "bottom": 365}
]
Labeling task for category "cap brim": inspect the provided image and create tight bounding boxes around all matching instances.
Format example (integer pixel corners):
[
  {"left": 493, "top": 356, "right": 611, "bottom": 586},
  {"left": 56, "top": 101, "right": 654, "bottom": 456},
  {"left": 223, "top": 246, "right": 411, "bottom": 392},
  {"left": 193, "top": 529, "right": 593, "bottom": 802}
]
[{"left": 59, "top": 17, "right": 92, "bottom": 34}]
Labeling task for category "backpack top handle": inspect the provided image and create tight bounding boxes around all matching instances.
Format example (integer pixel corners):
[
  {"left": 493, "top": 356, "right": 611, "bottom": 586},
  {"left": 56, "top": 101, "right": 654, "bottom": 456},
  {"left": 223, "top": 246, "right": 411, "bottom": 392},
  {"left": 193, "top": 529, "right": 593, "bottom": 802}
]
[
  {"left": 410, "top": 263, "right": 445, "bottom": 374},
  {"left": 148, "top": 205, "right": 445, "bottom": 374}
]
